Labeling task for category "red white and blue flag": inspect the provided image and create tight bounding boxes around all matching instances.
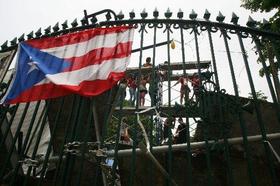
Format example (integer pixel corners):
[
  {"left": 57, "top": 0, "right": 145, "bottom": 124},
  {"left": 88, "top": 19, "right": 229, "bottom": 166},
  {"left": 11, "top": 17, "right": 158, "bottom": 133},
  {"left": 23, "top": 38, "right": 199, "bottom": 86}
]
[{"left": 1, "top": 26, "right": 134, "bottom": 104}]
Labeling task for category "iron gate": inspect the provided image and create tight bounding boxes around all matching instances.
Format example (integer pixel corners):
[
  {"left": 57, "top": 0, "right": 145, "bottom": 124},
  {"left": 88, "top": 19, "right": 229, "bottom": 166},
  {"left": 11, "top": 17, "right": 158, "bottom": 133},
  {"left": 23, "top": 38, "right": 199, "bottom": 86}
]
[{"left": 0, "top": 9, "right": 280, "bottom": 186}]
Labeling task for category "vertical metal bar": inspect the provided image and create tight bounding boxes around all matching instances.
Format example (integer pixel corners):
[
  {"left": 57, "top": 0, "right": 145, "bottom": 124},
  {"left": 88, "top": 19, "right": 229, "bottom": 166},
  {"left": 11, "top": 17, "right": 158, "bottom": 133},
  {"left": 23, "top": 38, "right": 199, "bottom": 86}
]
[
  {"left": 253, "top": 37, "right": 280, "bottom": 123},
  {"left": 148, "top": 23, "right": 158, "bottom": 186},
  {"left": 207, "top": 28, "right": 220, "bottom": 89},
  {"left": 53, "top": 95, "right": 77, "bottom": 186},
  {"left": 129, "top": 23, "right": 145, "bottom": 186},
  {"left": 24, "top": 105, "right": 45, "bottom": 155},
  {"left": 22, "top": 102, "right": 50, "bottom": 186},
  {"left": 10, "top": 101, "right": 41, "bottom": 185},
  {"left": 111, "top": 87, "right": 125, "bottom": 183},
  {"left": 193, "top": 26, "right": 202, "bottom": 83},
  {"left": 271, "top": 41, "right": 280, "bottom": 76},
  {"left": 93, "top": 99, "right": 101, "bottom": 145},
  {"left": 92, "top": 98, "right": 108, "bottom": 186},
  {"left": 219, "top": 29, "right": 235, "bottom": 186},
  {"left": 100, "top": 89, "right": 114, "bottom": 146},
  {"left": 238, "top": 34, "right": 278, "bottom": 185},
  {"left": 0, "top": 104, "right": 19, "bottom": 148},
  {"left": 150, "top": 25, "right": 157, "bottom": 107},
  {"left": 180, "top": 26, "right": 193, "bottom": 186},
  {"left": 228, "top": 32, "right": 258, "bottom": 186},
  {"left": 75, "top": 99, "right": 94, "bottom": 186},
  {"left": 194, "top": 26, "right": 216, "bottom": 186},
  {"left": 63, "top": 97, "right": 85, "bottom": 186},
  {"left": 0, "top": 49, "right": 16, "bottom": 84},
  {"left": 0, "top": 102, "right": 30, "bottom": 178},
  {"left": 37, "top": 98, "right": 65, "bottom": 186},
  {"left": 201, "top": 95, "right": 214, "bottom": 186},
  {"left": 60, "top": 96, "right": 82, "bottom": 185},
  {"left": 166, "top": 23, "right": 173, "bottom": 186}
]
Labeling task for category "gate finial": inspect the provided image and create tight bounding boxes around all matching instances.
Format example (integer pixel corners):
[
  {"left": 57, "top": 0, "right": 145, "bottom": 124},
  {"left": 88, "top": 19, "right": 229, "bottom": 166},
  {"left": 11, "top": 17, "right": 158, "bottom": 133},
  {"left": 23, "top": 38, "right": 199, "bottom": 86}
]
[
  {"left": 216, "top": 11, "right": 225, "bottom": 22},
  {"left": 177, "top": 8, "right": 183, "bottom": 19},
  {"left": 53, "top": 22, "right": 60, "bottom": 32},
  {"left": 231, "top": 12, "right": 239, "bottom": 24},
  {"left": 44, "top": 26, "right": 51, "bottom": 35},
  {"left": 1, "top": 41, "right": 8, "bottom": 50},
  {"left": 141, "top": 8, "right": 148, "bottom": 19},
  {"left": 246, "top": 16, "right": 257, "bottom": 27},
  {"left": 189, "top": 9, "right": 197, "bottom": 20},
  {"left": 27, "top": 31, "right": 33, "bottom": 40},
  {"left": 129, "top": 9, "right": 135, "bottom": 19},
  {"left": 71, "top": 18, "right": 78, "bottom": 28},
  {"left": 62, "top": 20, "right": 68, "bottom": 29},
  {"left": 10, "top": 37, "right": 17, "bottom": 46},
  {"left": 262, "top": 18, "right": 269, "bottom": 25},
  {"left": 164, "top": 8, "right": 172, "bottom": 18},
  {"left": 81, "top": 17, "right": 88, "bottom": 26},
  {"left": 117, "top": 11, "right": 124, "bottom": 20},
  {"left": 203, "top": 9, "right": 210, "bottom": 20},
  {"left": 18, "top": 34, "right": 25, "bottom": 42},
  {"left": 35, "top": 28, "right": 42, "bottom": 38},
  {"left": 153, "top": 8, "right": 159, "bottom": 18},
  {"left": 90, "top": 16, "right": 97, "bottom": 24}
]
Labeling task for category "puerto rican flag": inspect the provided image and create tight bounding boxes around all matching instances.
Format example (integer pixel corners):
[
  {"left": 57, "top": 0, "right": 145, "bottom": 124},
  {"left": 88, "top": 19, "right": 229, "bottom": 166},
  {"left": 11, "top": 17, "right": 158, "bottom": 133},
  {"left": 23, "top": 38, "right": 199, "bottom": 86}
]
[{"left": 1, "top": 26, "right": 134, "bottom": 104}]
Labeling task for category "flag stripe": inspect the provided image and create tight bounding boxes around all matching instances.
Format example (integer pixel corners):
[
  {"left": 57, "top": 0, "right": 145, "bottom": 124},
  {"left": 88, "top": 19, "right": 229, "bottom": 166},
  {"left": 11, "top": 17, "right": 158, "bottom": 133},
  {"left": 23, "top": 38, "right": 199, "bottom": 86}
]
[
  {"left": 26, "top": 26, "right": 132, "bottom": 50},
  {"left": 9, "top": 72, "right": 124, "bottom": 104},
  {"left": 64, "top": 42, "right": 132, "bottom": 71},
  {"left": 39, "top": 56, "right": 130, "bottom": 86},
  {"left": 40, "top": 29, "right": 134, "bottom": 59}
]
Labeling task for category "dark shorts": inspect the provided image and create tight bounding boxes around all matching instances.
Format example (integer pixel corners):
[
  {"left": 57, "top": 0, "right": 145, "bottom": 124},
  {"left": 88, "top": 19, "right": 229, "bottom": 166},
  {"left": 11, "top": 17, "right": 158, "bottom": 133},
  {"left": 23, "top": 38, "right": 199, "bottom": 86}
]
[{"left": 140, "top": 90, "right": 148, "bottom": 94}]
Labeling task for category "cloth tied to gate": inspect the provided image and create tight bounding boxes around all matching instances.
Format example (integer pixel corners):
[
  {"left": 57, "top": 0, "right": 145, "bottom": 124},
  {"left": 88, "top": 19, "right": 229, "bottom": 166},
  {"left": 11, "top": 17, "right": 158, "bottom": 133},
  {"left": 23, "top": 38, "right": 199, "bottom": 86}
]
[{"left": 1, "top": 26, "right": 134, "bottom": 104}]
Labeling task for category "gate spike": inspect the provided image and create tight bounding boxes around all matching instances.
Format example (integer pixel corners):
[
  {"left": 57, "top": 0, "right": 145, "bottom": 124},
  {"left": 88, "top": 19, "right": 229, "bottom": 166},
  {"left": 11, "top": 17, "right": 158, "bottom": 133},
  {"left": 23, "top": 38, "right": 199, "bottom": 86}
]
[
  {"left": 230, "top": 12, "right": 239, "bottom": 24},
  {"left": 164, "top": 8, "right": 172, "bottom": 18},
  {"left": 10, "top": 37, "right": 17, "bottom": 46},
  {"left": 246, "top": 16, "right": 257, "bottom": 27},
  {"left": 117, "top": 10, "right": 124, "bottom": 20},
  {"left": 18, "top": 34, "right": 25, "bottom": 42},
  {"left": 27, "top": 31, "right": 34, "bottom": 39},
  {"left": 140, "top": 8, "right": 148, "bottom": 19},
  {"left": 262, "top": 18, "right": 271, "bottom": 29},
  {"left": 216, "top": 11, "right": 225, "bottom": 22},
  {"left": 62, "top": 20, "right": 68, "bottom": 30},
  {"left": 105, "top": 11, "right": 112, "bottom": 21},
  {"left": 71, "top": 18, "right": 78, "bottom": 28},
  {"left": 153, "top": 8, "right": 159, "bottom": 18},
  {"left": 1, "top": 41, "right": 8, "bottom": 50},
  {"left": 129, "top": 9, "right": 135, "bottom": 19},
  {"left": 53, "top": 22, "right": 60, "bottom": 32},
  {"left": 203, "top": 9, "right": 210, "bottom": 20},
  {"left": 189, "top": 9, "right": 197, "bottom": 20},
  {"left": 90, "top": 16, "right": 98, "bottom": 24},
  {"left": 262, "top": 18, "right": 269, "bottom": 25},
  {"left": 35, "top": 28, "right": 42, "bottom": 37},
  {"left": 177, "top": 8, "right": 183, "bottom": 19},
  {"left": 44, "top": 26, "right": 51, "bottom": 35},
  {"left": 81, "top": 17, "right": 87, "bottom": 26}
]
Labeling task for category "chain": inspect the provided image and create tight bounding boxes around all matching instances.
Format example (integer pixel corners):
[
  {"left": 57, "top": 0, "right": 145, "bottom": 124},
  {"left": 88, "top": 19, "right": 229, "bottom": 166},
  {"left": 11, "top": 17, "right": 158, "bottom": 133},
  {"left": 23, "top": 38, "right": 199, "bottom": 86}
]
[
  {"left": 18, "top": 154, "right": 44, "bottom": 167},
  {"left": 64, "top": 141, "right": 107, "bottom": 161}
]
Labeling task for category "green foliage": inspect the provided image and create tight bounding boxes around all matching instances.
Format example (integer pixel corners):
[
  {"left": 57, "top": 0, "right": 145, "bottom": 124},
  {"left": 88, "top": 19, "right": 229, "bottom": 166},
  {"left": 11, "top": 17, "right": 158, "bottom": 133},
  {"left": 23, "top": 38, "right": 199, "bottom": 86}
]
[
  {"left": 241, "top": 0, "right": 280, "bottom": 98},
  {"left": 248, "top": 90, "right": 268, "bottom": 101},
  {"left": 241, "top": 0, "right": 280, "bottom": 12},
  {"left": 258, "top": 61, "right": 279, "bottom": 76},
  {"left": 241, "top": 0, "right": 280, "bottom": 32}
]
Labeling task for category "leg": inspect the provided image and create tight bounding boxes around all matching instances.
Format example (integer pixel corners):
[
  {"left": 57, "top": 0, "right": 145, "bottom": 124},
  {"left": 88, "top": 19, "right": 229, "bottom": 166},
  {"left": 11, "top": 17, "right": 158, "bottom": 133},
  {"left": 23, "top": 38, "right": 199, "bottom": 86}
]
[{"left": 129, "top": 88, "right": 133, "bottom": 102}]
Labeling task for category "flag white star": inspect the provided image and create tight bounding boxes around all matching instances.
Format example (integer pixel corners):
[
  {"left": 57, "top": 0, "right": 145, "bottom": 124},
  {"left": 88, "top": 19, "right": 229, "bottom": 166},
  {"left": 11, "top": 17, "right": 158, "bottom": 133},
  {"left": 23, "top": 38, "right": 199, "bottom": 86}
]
[{"left": 27, "top": 61, "right": 39, "bottom": 74}]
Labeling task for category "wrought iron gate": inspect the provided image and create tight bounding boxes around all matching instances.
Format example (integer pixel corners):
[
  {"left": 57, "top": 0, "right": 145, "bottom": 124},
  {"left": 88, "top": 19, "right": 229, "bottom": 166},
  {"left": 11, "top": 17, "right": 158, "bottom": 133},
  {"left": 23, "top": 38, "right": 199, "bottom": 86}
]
[{"left": 0, "top": 9, "right": 280, "bottom": 186}]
